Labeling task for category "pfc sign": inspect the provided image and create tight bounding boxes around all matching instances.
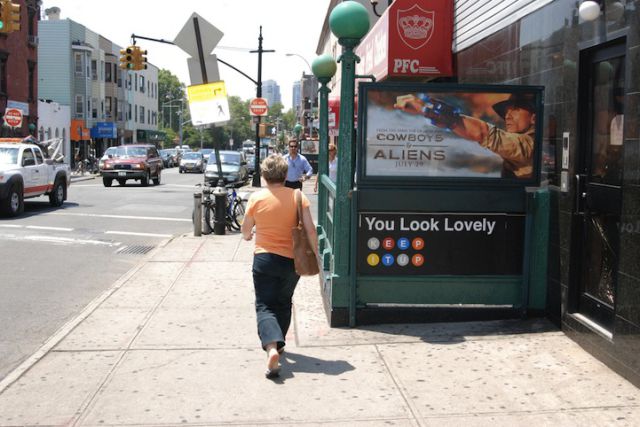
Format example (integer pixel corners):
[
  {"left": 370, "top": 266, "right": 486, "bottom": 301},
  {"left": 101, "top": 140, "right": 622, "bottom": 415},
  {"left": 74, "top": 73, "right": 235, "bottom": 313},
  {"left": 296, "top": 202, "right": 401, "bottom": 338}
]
[
  {"left": 249, "top": 97, "right": 269, "bottom": 116},
  {"left": 4, "top": 108, "right": 23, "bottom": 128},
  {"left": 355, "top": 0, "right": 453, "bottom": 80}
]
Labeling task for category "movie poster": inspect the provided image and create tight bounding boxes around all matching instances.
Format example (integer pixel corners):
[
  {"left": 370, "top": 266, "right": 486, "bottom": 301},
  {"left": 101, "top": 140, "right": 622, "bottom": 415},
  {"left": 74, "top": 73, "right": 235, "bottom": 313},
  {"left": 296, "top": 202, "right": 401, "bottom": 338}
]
[{"left": 363, "top": 87, "right": 542, "bottom": 180}]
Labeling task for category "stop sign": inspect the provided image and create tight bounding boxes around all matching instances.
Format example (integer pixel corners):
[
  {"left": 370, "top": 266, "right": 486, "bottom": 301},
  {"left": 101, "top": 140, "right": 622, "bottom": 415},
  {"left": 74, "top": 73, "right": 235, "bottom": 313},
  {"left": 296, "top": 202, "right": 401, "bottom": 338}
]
[
  {"left": 4, "top": 108, "right": 23, "bottom": 128},
  {"left": 249, "top": 98, "right": 268, "bottom": 116}
]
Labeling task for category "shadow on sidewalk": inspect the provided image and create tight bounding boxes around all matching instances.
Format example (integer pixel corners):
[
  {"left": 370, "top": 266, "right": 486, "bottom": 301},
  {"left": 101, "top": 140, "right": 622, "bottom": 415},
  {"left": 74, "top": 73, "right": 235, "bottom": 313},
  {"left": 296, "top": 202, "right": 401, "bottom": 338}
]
[
  {"left": 278, "top": 351, "right": 355, "bottom": 379},
  {"left": 354, "top": 317, "right": 559, "bottom": 346}
]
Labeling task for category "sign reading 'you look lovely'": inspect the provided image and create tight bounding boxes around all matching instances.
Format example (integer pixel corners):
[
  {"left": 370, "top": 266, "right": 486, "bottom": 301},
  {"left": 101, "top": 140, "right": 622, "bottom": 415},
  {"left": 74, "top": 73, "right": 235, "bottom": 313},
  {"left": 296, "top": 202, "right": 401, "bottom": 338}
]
[{"left": 357, "top": 212, "right": 525, "bottom": 275}]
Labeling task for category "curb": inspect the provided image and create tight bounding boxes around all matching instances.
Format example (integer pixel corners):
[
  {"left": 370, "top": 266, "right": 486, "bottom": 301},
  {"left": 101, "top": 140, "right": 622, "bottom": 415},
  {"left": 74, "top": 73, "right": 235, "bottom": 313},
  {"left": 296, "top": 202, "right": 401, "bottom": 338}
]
[{"left": 70, "top": 174, "right": 97, "bottom": 183}]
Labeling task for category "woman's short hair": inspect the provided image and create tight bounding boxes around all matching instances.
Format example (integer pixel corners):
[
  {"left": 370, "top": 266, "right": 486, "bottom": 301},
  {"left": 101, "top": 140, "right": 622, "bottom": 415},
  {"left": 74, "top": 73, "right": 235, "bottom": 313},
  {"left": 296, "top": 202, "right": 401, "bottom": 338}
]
[{"left": 261, "top": 154, "right": 288, "bottom": 183}]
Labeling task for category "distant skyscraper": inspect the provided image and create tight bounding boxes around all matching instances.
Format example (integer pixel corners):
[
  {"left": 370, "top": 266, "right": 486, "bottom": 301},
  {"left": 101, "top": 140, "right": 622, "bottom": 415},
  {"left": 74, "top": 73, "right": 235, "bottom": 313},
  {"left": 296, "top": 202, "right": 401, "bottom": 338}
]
[
  {"left": 262, "top": 80, "right": 281, "bottom": 107},
  {"left": 292, "top": 81, "right": 301, "bottom": 113}
]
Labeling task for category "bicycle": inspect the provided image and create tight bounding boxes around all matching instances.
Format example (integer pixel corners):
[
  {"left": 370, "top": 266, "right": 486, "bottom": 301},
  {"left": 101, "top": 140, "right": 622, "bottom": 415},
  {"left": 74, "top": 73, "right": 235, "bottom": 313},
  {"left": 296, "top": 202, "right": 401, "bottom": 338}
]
[
  {"left": 197, "top": 184, "right": 246, "bottom": 232},
  {"left": 73, "top": 159, "right": 86, "bottom": 175}
]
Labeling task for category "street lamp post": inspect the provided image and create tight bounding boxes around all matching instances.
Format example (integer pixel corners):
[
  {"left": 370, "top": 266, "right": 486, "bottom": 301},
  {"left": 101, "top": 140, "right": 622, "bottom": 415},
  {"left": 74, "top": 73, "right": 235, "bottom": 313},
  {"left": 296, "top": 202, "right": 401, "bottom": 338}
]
[
  {"left": 285, "top": 53, "right": 311, "bottom": 72},
  {"left": 250, "top": 26, "right": 275, "bottom": 188},
  {"left": 286, "top": 53, "right": 317, "bottom": 138},
  {"left": 162, "top": 98, "right": 184, "bottom": 144},
  {"left": 312, "top": 54, "right": 337, "bottom": 238},
  {"left": 329, "top": 0, "right": 370, "bottom": 326}
]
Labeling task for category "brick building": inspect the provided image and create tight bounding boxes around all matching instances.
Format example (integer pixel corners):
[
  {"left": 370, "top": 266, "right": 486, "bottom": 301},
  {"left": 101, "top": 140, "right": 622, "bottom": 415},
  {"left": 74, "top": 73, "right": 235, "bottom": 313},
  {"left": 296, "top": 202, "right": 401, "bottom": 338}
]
[{"left": 0, "top": 0, "right": 39, "bottom": 137}]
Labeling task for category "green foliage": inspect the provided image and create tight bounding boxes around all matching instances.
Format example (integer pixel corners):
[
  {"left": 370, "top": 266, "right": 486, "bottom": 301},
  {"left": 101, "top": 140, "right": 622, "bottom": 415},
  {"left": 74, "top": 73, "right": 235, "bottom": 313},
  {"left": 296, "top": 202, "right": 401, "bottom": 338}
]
[
  {"left": 160, "top": 127, "right": 177, "bottom": 146},
  {"left": 281, "top": 108, "right": 296, "bottom": 131},
  {"left": 226, "top": 96, "right": 253, "bottom": 146},
  {"left": 269, "top": 102, "right": 284, "bottom": 118},
  {"left": 183, "top": 125, "right": 214, "bottom": 149},
  {"left": 158, "top": 69, "right": 186, "bottom": 133}
]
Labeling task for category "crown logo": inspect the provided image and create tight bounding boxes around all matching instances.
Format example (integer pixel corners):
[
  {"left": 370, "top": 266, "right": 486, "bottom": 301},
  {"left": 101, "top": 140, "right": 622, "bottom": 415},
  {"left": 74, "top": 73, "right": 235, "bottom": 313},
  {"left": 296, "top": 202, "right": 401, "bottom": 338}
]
[{"left": 399, "top": 15, "right": 432, "bottom": 40}]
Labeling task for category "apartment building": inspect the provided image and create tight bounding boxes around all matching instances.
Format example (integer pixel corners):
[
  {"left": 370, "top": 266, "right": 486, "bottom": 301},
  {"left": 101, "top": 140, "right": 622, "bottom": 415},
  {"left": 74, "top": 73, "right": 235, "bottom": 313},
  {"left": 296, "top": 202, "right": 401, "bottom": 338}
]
[{"left": 38, "top": 7, "right": 159, "bottom": 159}]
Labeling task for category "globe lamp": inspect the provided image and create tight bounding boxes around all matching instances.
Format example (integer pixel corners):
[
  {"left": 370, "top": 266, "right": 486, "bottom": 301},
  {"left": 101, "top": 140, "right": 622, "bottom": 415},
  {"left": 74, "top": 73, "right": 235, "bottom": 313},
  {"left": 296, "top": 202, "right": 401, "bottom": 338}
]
[
  {"left": 329, "top": 1, "right": 370, "bottom": 40},
  {"left": 312, "top": 55, "right": 337, "bottom": 80}
]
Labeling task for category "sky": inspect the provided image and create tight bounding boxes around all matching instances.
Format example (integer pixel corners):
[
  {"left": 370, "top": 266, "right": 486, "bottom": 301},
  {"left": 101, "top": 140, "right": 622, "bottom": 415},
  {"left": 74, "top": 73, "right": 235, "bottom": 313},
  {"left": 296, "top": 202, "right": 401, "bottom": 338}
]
[{"left": 40, "top": 0, "right": 331, "bottom": 110}]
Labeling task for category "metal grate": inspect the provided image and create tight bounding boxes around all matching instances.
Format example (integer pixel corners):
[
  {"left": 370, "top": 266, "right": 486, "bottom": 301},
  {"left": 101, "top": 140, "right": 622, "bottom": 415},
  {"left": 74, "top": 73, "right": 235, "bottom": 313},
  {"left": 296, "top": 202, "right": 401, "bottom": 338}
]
[{"left": 116, "top": 245, "right": 155, "bottom": 255}]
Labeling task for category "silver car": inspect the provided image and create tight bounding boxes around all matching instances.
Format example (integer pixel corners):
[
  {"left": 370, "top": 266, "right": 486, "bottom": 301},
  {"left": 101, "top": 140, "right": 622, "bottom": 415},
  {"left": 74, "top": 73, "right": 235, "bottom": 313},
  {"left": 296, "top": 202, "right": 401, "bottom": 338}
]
[
  {"left": 204, "top": 151, "right": 249, "bottom": 186},
  {"left": 179, "top": 152, "right": 204, "bottom": 173}
]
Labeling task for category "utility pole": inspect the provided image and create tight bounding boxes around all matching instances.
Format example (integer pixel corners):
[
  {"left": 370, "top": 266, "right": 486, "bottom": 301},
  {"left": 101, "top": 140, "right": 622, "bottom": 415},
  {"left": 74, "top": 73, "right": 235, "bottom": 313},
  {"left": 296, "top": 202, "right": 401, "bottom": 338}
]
[{"left": 250, "top": 26, "right": 274, "bottom": 187}]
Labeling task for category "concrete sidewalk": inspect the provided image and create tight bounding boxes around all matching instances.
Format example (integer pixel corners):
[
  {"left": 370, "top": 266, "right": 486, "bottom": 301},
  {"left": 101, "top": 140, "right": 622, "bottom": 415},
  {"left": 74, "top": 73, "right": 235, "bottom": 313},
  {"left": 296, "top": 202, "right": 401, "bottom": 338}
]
[
  {"left": 1, "top": 201, "right": 640, "bottom": 425},
  {"left": 70, "top": 172, "right": 97, "bottom": 182}
]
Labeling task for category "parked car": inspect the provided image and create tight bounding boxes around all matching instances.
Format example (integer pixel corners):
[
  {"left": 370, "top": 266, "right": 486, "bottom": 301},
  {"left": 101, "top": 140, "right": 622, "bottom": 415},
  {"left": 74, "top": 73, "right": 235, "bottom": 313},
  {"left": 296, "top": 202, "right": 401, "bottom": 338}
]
[
  {"left": 100, "top": 144, "right": 163, "bottom": 187},
  {"left": 246, "top": 154, "right": 256, "bottom": 175},
  {"left": 159, "top": 149, "right": 176, "bottom": 168},
  {"left": 204, "top": 150, "right": 249, "bottom": 187},
  {"left": 179, "top": 151, "right": 204, "bottom": 173},
  {"left": 167, "top": 148, "right": 180, "bottom": 165},
  {"left": 200, "top": 148, "right": 214, "bottom": 165}
]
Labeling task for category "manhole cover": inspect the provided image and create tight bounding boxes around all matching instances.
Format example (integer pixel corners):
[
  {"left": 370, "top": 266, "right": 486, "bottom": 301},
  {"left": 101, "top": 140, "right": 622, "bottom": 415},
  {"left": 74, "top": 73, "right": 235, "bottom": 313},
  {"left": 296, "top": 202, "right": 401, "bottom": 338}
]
[{"left": 116, "top": 245, "right": 155, "bottom": 255}]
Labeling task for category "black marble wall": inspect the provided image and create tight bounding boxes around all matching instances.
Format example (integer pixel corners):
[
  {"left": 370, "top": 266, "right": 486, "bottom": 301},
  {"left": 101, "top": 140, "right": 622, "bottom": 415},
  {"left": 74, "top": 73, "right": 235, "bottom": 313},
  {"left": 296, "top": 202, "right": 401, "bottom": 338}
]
[{"left": 455, "top": 0, "right": 640, "bottom": 386}]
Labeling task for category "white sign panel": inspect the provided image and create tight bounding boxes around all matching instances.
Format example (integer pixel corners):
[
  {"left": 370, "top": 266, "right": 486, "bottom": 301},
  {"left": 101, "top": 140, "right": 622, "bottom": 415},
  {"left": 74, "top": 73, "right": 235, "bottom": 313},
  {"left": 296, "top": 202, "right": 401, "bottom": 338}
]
[
  {"left": 187, "top": 55, "right": 221, "bottom": 86},
  {"left": 187, "top": 81, "right": 230, "bottom": 126},
  {"left": 174, "top": 13, "right": 223, "bottom": 59}
]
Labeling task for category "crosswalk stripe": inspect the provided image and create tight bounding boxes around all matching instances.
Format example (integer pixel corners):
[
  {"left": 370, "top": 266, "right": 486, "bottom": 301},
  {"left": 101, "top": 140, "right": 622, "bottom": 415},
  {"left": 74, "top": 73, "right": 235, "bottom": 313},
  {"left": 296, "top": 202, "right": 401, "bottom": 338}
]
[
  {"left": 105, "top": 231, "right": 173, "bottom": 238},
  {"left": 51, "top": 212, "right": 191, "bottom": 222}
]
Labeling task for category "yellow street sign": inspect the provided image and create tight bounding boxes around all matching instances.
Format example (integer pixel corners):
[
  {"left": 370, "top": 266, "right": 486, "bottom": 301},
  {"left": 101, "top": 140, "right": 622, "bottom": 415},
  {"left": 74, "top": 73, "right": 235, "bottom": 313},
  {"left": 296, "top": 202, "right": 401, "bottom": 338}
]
[{"left": 187, "top": 81, "right": 230, "bottom": 125}]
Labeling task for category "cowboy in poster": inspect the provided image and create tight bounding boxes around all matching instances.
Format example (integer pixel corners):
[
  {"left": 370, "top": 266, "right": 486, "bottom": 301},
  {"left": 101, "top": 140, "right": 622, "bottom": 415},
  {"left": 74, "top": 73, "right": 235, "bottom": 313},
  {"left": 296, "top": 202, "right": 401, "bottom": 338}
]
[{"left": 364, "top": 89, "right": 539, "bottom": 179}]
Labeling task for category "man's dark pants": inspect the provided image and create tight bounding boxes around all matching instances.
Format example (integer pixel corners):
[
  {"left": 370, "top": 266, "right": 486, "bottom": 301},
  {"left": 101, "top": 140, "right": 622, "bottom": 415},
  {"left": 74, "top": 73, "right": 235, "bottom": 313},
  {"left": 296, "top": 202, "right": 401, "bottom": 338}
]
[
  {"left": 284, "top": 180, "right": 302, "bottom": 190},
  {"left": 252, "top": 253, "right": 300, "bottom": 350}
]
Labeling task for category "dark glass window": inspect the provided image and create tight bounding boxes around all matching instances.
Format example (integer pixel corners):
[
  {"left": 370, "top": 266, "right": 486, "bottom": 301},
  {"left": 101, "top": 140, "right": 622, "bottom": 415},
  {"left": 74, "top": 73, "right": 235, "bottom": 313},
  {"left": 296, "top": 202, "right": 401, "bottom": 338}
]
[
  {"left": 0, "top": 52, "right": 8, "bottom": 94},
  {"left": 28, "top": 61, "right": 35, "bottom": 101}
]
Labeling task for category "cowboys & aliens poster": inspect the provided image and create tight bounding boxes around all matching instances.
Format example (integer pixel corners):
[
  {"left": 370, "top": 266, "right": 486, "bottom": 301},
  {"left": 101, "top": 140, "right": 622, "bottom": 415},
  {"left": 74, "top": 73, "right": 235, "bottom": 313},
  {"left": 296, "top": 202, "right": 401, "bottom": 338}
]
[{"left": 358, "top": 83, "right": 544, "bottom": 183}]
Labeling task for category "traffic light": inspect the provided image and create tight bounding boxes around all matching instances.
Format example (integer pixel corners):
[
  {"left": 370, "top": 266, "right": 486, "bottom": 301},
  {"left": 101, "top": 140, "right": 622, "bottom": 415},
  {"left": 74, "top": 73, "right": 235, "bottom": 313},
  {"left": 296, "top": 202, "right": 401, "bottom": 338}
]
[
  {"left": 137, "top": 48, "right": 148, "bottom": 71},
  {"left": 0, "top": 0, "right": 20, "bottom": 33},
  {"left": 119, "top": 45, "right": 148, "bottom": 71},
  {"left": 119, "top": 46, "right": 134, "bottom": 70},
  {"left": 0, "top": 0, "right": 6, "bottom": 32},
  {"left": 131, "top": 46, "right": 147, "bottom": 71}
]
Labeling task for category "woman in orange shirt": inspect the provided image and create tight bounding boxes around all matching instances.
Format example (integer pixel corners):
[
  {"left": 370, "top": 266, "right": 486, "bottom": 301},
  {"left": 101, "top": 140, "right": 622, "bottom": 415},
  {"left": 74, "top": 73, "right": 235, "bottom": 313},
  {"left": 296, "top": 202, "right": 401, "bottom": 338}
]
[{"left": 242, "top": 154, "right": 318, "bottom": 379}]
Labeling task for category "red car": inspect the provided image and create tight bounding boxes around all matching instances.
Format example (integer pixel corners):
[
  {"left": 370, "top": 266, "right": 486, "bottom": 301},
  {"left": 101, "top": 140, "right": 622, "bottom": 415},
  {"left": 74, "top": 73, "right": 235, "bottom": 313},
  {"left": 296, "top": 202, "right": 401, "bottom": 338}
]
[{"left": 100, "top": 144, "right": 163, "bottom": 187}]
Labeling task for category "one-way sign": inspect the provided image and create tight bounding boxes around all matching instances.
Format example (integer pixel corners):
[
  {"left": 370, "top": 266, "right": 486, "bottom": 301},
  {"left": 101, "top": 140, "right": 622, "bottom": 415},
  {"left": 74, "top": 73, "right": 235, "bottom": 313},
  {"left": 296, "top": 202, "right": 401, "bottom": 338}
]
[{"left": 174, "top": 13, "right": 223, "bottom": 86}]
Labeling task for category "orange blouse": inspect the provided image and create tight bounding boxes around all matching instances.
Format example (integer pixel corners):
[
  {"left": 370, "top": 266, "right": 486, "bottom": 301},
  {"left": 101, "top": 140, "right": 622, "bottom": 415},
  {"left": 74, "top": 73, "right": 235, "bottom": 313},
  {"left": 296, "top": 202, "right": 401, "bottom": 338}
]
[{"left": 245, "top": 186, "right": 310, "bottom": 259}]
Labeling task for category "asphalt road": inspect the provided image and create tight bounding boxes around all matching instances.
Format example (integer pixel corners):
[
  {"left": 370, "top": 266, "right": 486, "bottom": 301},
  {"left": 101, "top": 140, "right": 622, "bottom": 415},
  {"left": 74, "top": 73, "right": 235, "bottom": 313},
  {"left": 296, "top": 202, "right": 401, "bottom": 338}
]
[{"left": 0, "top": 167, "right": 205, "bottom": 381}]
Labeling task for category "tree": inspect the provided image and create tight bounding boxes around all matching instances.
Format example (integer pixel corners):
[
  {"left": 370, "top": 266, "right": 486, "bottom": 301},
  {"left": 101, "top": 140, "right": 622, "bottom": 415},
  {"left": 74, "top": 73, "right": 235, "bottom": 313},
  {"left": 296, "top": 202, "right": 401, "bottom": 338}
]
[
  {"left": 269, "top": 102, "right": 284, "bottom": 119},
  {"left": 183, "top": 124, "right": 214, "bottom": 149},
  {"left": 227, "top": 96, "right": 253, "bottom": 147},
  {"left": 158, "top": 69, "right": 186, "bottom": 133},
  {"left": 282, "top": 108, "right": 296, "bottom": 133}
]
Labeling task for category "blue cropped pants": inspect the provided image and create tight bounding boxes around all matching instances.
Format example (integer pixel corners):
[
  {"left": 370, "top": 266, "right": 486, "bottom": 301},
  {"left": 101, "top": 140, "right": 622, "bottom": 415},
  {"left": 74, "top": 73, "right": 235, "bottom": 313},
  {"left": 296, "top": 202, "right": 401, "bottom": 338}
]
[{"left": 252, "top": 253, "right": 300, "bottom": 350}]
